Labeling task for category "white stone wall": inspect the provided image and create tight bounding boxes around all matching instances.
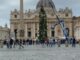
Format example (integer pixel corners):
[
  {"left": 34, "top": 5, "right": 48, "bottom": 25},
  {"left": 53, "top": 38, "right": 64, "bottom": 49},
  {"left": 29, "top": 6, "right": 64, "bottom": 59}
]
[
  {"left": 0, "top": 27, "right": 9, "bottom": 40},
  {"left": 10, "top": 2, "right": 75, "bottom": 40}
]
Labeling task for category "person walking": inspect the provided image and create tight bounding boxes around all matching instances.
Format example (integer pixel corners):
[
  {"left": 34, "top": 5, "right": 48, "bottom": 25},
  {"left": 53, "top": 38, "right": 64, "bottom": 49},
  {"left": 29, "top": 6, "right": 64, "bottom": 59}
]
[
  {"left": 6, "top": 38, "right": 10, "bottom": 48},
  {"left": 72, "top": 37, "right": 76, "bottom": 47},
  {"left": 57, "top": 38, "right": 61, "bottom": 47},
  {"left": 44, "top": 37, "right": 49, "bottom": 47},
  {"left": 49, "top": 38, "right": 53, "bottom": 47},
  {"left": 9, "top": 38, "right": 14, "bottom": 48},
  {"left": 19, "top": 39, "right": 24, "bottom": 49}
]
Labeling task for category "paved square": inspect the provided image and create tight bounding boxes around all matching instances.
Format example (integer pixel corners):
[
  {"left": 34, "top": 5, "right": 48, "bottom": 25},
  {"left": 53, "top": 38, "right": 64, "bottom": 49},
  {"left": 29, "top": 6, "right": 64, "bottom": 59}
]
[{"left": 0, "top": 45, "right": 80, "bottom": 60}]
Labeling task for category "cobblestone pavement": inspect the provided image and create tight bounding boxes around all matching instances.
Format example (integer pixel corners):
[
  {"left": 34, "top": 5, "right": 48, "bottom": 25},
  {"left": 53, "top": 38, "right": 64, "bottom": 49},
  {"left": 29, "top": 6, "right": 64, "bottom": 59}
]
[{"left": 0, "top": 45, "right": 80, "bottom": 60}]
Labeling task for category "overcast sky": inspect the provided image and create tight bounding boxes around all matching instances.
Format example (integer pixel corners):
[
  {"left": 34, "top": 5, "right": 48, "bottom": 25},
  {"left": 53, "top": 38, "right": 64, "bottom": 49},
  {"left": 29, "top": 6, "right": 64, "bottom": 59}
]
[{"left": 0, "top": 0, "right": 80, "bottom": 27}]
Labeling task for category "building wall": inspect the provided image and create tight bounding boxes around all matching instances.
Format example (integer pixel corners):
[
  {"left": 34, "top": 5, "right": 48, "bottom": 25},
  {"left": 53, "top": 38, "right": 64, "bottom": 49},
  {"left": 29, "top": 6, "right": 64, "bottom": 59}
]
[
  {"left": 10, "top": 0, "right": 80, "bottom": 40},
  {"left": 74, "top": 17, "right": 80, "bottom": 40},
  {"left": 10, "top": 9, "right": 73, "bottom": 40},
  {"left": 0, "top": 27, "right": 9, "bottom": 41}
]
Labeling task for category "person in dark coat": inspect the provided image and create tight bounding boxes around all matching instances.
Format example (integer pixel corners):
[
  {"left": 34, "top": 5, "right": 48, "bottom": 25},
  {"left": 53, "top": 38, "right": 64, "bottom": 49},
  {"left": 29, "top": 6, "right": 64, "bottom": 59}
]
[
  {"left": 44, "top": 38, "right": 49, "bottom": 47},
  {"left": 53, "top": 38, "right": 55, "bottom": 46},
  {"left": 9, "top": 39, "right": 14, "bottom": 48},
  {"left": 3, "top": 40, "right": 7, "bottom": 45},
  {"left": 29, "top": 39, "right": 32, "bottom": 45},
  {"left": 72, "top": 37, "right": 76, "bottom": 47},
  {"left": 23, "top": 39, "right": 26, "bottom": 45},
  {"left": 19, "top": 39, "right": 24, "bottom": 49},
  {"left": 26, "top": 39, "right": 29, "bottom": 45}
]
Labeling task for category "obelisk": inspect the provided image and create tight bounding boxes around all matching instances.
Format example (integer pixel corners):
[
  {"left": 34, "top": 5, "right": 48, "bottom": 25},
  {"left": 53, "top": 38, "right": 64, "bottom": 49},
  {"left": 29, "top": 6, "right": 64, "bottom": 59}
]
[
  {"left": 20, "top": 0, "right": 23, "bottom": 20},
  {"left": 19, "top": 0, "right": 24, "bottom": 39},
  {"left": 20, "top": 0, "right": 24, "bottom": 28}
]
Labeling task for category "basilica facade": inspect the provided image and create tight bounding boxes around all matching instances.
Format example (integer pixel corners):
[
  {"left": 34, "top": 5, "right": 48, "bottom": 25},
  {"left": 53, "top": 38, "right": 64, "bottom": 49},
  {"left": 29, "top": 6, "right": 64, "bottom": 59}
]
[{"left": 10, "top": 0, "right": 80, "bottom": 40}]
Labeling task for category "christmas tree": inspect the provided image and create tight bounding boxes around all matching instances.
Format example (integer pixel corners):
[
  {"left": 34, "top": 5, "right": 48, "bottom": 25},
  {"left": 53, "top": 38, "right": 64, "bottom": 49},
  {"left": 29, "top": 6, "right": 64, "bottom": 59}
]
[{"left": 38, "top": 6, "right": 47, "bottom": 41}]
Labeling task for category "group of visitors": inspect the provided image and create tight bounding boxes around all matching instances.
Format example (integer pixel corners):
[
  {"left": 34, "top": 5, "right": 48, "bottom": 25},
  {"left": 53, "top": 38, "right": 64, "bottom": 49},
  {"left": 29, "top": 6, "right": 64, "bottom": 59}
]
[
  {"left": 39, "top": 37, "right": 77, "bottom": 47},
  {"left": 3, "top": 39, "right": 24, "bottom": 49},
  {"left": 3, "top": 38, "right": 39, "bottom": 49},
  {"left": 1, "top": 37, "right": 77, "bottom": 49}
]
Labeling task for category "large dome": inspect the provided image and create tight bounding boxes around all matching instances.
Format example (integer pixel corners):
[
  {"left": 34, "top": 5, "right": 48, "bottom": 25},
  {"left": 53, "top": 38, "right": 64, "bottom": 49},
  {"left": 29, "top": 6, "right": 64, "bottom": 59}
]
[{"left": 36, "top": 0, "right": 56, "bottom": 10}]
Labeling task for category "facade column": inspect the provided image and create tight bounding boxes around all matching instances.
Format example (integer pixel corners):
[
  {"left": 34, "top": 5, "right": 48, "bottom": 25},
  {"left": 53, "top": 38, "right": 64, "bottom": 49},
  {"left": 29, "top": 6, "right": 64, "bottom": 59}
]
[
  {"left": 25, "top": 24, "right": 28, "bottom": 39},
  {"left": 17, "top": 24, "right": 20, "bottom": 39},
  {"left": 10, "top": 24, "right": 14, "bottom": 33},
  {"left": 10, "top": 24, "right": 15, "bottom": 38},
  {"left": 55, "top": 25, "right": 58, "bottom": 38},
  {"left": 47, "top": 23, "right": 51, "bottom": 38},
  {"left": 69, "top": 23, "right": 72, "bottom": 37},
  {"left": 37, "top": 23, "right": 39, "bottom": 38},
  {"left": 31, "top": 23, "right": 35, "bottom": 39}
]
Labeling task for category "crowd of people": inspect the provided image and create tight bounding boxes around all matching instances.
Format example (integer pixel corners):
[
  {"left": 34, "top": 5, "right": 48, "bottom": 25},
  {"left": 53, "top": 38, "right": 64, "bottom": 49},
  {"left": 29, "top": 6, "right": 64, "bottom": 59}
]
[{"left": 0, "top": 37, "right": 79, "bottom": 49}]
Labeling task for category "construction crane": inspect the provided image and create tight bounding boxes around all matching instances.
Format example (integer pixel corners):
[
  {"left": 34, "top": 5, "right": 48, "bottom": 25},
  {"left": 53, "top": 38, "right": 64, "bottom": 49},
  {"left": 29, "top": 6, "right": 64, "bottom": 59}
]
[{"left": 49, "top": 0, "right": 69, "bottom": 41}]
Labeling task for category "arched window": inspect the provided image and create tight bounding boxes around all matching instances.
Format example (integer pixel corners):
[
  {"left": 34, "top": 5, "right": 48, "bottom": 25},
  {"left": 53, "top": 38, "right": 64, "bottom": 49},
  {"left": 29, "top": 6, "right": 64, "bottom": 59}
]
[
  {"left": 65, "top": 13, "right": 68, "bottom": 17},
  {"left": 51, "top": 30, "right": 55, "bottom": 37},
  {"left": 14, "top": 29, "right": 17, "bottom": 39},
  {"left": 35, "top": 33, "right": 37, "bottom": 37},
  {"left": 66, "top": 28, "right": 69, "bottom": 36},
  {"left": 14, "top": 15, "right": 17, "bottom": 18},
  {"left": 28, "top": 31, "right": 31, "bottom": 37}
]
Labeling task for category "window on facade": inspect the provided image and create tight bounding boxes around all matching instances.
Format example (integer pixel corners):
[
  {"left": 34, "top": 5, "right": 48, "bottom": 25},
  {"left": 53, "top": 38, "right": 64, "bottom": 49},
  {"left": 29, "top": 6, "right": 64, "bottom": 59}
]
[
  {"left": 14, "top": 15, "right": 17, "bottom": 18},
  {"left": 28, "top": 31, "right": 31, "bottom": 37},
  {"left": 35, "top": 28, "right": 37, "bottom": 30},
  {"left": 14, "top": 29, "right": 17, "bottom": 39},
  {"left": 14, "top": 29, "right": 17, "bottom": 33},
  {"left": 66, "top": 28, "right": 69, "bottom": 36},
  {"left": 20, "top": 30, "right": 24, "bottom": 37},
  {"left": 35, "top": 33, "right": 37, "bottom": 37},
  {"left": 65, "top": 13, "right": 68, "bottom": 17},
  {"left": 28, "top": 28, "right": 31, "bottom": 30},
  {"left": 51, "top": 13, "right": 54, "bottom": 16},
  {"left": 51, "top": 31, "right": 55, "bottom": 37}
]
